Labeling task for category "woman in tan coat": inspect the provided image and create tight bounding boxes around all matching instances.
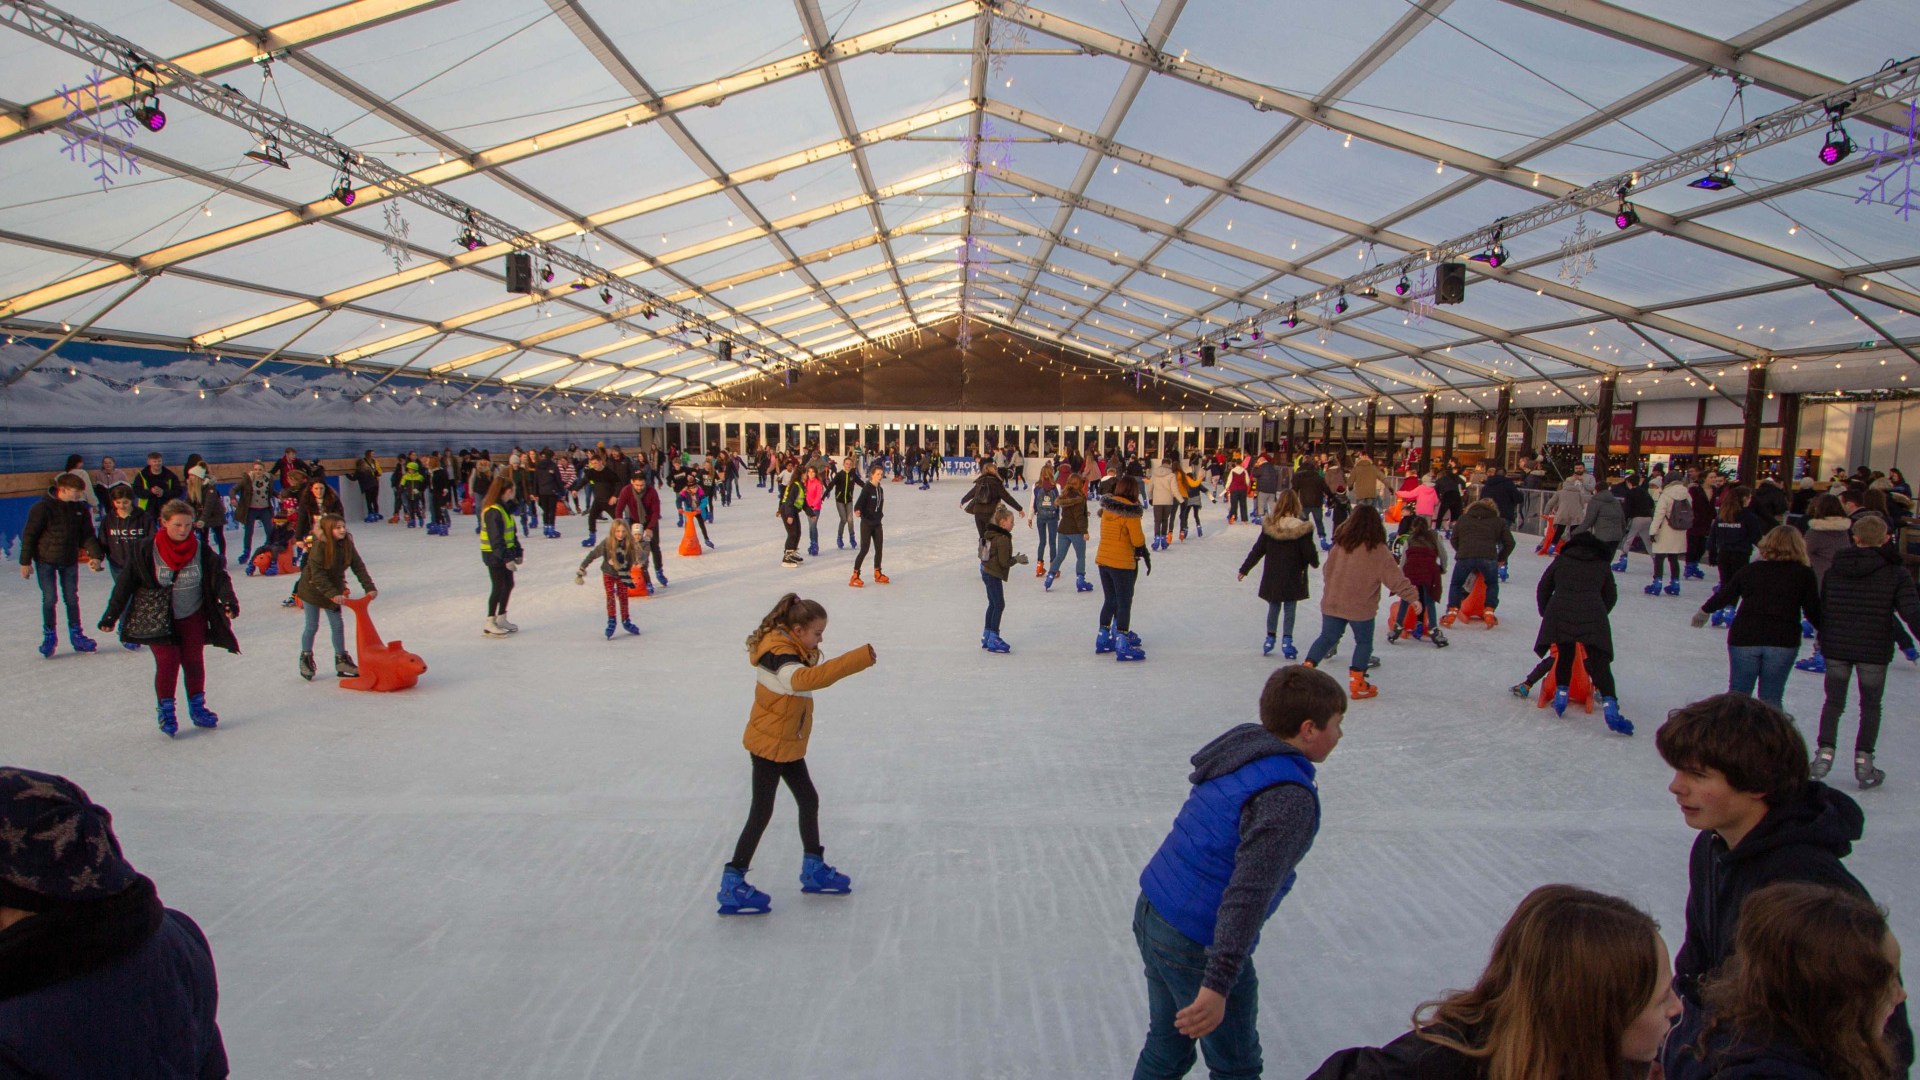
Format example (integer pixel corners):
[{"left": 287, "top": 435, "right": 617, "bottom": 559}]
[
  {"left": 720, "top": 593, "right": 876, "bottom": 915},
  {"left": 1304, "top": 504, "right": 1418, "bottom": 699}
]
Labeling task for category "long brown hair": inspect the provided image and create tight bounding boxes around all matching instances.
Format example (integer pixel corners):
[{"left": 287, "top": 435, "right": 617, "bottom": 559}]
[
  {"left": 480, "top": 474, "right": 511, "bottom": 511},
  {"left": 1273, "top": 490, "right": 1303, "bottom": 519},
  {"left": 1417, "top": 885, "right": 1664, "bottom": 1080},
  {"left": 746, "top": 593, "right": 828, "bottom": 652},
  {"left": 1695, "top": 882, "right": 1896, "bottom": 1080},
  {"left": 1334, "top": 502, "right": 1387, "bottom": 552},
  {"left": 1719, "top": 485, "right": 1750, "bottom": 524},
  {"left": 309, "top": 513, "right": 346, "bottom": 566}
]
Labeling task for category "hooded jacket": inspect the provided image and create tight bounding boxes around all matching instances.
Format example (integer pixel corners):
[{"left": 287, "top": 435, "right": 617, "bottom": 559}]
[
  {"left": 979, "top": 522, "right": 1020, "bottom": 581},
  {"left": 19, "top": 494, "right": 103, "bottom": 567},
  {"left": 1673, "top": 780, "right": 1867, "bottom": 1005},
  {"left": 1147, "top": 463, "right": 1179, "bottom": 506},
  {"left": 1575, "top": 488, "right": 1627, "bottom": 543},
  {"left": 99, "top": 505, "right": 154, "bottom": 570},
  {"left": 742, "top": 627, "right": 876, "bottom": 762},
  {"left": 1292, "top": 468, "right": 1330, "bottom": 510},
  {"left": 1651, "top": 482, "right": 1692, "bottom": 554},
  {"left": 1546, "top": 479, "right": 1589, "bottom": 526},
  {"left": 1057, "top": 487, "right": 1088, "bottom": 535},
  {"left": 1817, "top": 545, "right": 1920, "bottom": 664},
  {"left": 1533, "top": 532, "right": 1617, "bottom": 654},
  {"left": 1137, "top": 724, "right": 1320, "bottom": 995},
  {"left": 1479, "top": 473, "right": 1521, "bottom": 520},
  {"left": 1238, "top": 515, "right": 1318, "bottom": 604},
  {"left": 1448, "top": 502, "right": 1515, "bottom": 562},
  {"left": 1095, "top": 494, "right": 1148, "bottom": 570},
  {"left": 1803, "top": 516, "right": 1853, "bottom": 584},
  {"left": 293, "top": 534, "right": 376, "bottom": 611}
]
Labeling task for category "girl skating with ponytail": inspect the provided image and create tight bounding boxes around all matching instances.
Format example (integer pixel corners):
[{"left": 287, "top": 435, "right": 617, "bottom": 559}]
[{"left": 719, "top": 594, "right": 877, "bottom": 915}]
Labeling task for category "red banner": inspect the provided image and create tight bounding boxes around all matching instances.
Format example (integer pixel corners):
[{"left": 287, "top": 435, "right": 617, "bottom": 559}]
[
  {"left": 1610, "top": 410, "right": 1634, "bottom": 451},
  {"left": 1639, "top": 426, "right": 1700, "bottom": 451}
]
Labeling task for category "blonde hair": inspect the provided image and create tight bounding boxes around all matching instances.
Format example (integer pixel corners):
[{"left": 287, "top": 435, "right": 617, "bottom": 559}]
[
  {"left": 746, "top": 593, "right": 828, "bottom": 652},
  {"left": 1756, "top": 525, "right": 1809, "bottom": 565},
  {"left": 309, "top": 514, "right": 347, "bottom": 566},
  {"left": 1273, "top": 490, "right": 1303, "bottom": 519}
]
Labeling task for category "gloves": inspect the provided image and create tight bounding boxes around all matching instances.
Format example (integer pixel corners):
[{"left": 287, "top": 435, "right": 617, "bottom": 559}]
[
  {"left": 509, "top": 559, "right": 523, "bottom": 571},
  {"left": 1135, "top": 546, "right": 1152, "bottom": 575},
  {"left": 1690, "top": 611, "right": 1710, "bottom": 628},
  {"left": 1015, "top": 554, "right": 1029, "bottom": 564},
  {"left": 575, "top": 571, "right": 585, "bottom": 585}
]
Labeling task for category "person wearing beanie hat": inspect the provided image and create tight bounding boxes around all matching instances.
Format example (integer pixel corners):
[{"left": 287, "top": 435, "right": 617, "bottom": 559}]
[{"left": 0, "top": 767, "right": 228, "bottom": 1077}]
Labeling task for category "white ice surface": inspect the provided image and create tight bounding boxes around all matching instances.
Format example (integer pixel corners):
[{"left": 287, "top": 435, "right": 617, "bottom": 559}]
[{"left": 3, "top": 483, "right": 1914, "bottom": 1079}]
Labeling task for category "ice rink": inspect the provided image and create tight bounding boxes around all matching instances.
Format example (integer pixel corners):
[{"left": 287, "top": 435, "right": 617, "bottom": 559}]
[{"left": 4, "top": 481, "right": 1914, "bottom": 1078}]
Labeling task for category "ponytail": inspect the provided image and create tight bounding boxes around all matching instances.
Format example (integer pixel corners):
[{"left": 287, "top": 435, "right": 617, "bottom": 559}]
[{"left": 745, "top": 593, "right": 828, "bottom": 652}]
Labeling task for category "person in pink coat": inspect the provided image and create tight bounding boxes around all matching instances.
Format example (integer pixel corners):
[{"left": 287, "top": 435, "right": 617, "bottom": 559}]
[{"left": 1411, "top": 475, "right": 1440, "bottom": 520}]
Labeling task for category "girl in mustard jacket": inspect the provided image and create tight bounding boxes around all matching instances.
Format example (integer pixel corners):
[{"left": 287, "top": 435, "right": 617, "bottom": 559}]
[{"left": 720, "top": 593, "right": 877, "bottom": 915}]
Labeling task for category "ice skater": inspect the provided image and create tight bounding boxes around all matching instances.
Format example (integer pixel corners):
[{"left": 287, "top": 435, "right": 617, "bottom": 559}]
[
  {"left": 576, "top": 518, "right": 644, "bottom": 639},
  {"left": 849, "top": 463, "right": 888, "bottom": 587},
  {"left": 718, "top": 594, "right": 876, "bottom": 915},
  {"left": 98, "top": 500, "right": 239, "bottom": 736},
  {"left": 293, "top": 513, "right": 376, "bottom": 681},
  {"left": 1510, "top": 531, "right": 1632, "bottom": 734},
  {"left": 1237, "top": 490, "right": 1317, "bottom": 658},
  {"left": 1132, "top": 664, "right": 1345, "bottom": 1080},
  {"left": 478, "top": 476, "right": 523, "bottom": 637},
  {"left": 978, "top": 507, "right": 1027, "bottom": 653},
  {"left": 1811, "top": 514, "right": 1920, "bottom": 788},
  {"left": 1094, "top": 474, "right": 1150, "bottom": 661},
  {"left": 20, "top": 473, "right": 106, "bottom": 658}
]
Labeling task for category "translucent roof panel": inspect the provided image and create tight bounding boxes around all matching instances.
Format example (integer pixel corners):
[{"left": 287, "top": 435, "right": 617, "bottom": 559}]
[{"left": 1, "top": 0, "right": 1911, "bottom": 397}]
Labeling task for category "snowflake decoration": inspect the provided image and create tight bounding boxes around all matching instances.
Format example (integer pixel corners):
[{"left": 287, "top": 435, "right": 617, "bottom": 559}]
[
  {"left": 987, "top": 0, "right": 1031, "bottom": 81},
  {"left": 1855, "top": 101, "right": 1919, "bottom": 222},
  {"left": 960, "top": 119, "right": 1014, "bottom": 178},
  {"left": 380, "top": 204, "right": 413, "bottom": 272},
  {"left": 56, "top": 69, "right": 142, "bottom": 192},
  {"left": 1557, "top": 218, "right": 1599, "bottom": 288}
]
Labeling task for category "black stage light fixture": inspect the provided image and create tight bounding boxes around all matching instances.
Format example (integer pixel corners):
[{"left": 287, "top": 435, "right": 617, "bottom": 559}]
[
  {"left": 1333, "top": 290, "right": 1348, "bottom": 314},
  {"left": 1284, "top": 307, "right": 1299, "bottom": 328},
  {"left": 331, "top": 179, "right": 355, "bottom": 206},
  {"left": 600, "top": 287, "right": 614, "bottom": 305},
  {"left": 1819, "top": 123, "right": 1854, "bottom": 166},
  {"left": 133, "top": 95, "right": 166, "bottom": 131},
  {"left": 1613, "top": 202, "right": 1639, "bottom": 230},
  {"left": 244, "top": 137, "right": 289, "bottom": 168},
  {"left": 1395, "top": 275, "right": 1410, "bottom": 296},
  {"left": 1689, "top": 162, "right": 1736, "bottom": 190}
]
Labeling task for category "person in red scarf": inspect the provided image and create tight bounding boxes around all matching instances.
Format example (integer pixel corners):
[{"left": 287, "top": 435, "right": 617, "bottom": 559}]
[{"left": 100, "top": 500, "right": 240, "bottom": 737}]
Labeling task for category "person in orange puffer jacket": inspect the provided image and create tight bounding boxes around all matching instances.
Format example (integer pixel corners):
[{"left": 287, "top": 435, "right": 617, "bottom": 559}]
[{"left": 718, "top": 593, "right": 877, "bottom": 915}]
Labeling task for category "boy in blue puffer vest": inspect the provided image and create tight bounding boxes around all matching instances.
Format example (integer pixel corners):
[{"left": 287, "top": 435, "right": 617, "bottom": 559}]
[{"left": 1133, "top": 664, "right": 1347, "bottom": 1079}]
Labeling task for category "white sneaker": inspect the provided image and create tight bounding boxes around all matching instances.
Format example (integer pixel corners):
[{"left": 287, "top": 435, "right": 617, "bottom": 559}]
[
  {"left": 482, "top": 616, "right": 510, "bottom": 637},
  {"left": 495, "top": 614, "right": 520, "bottom": 633}
]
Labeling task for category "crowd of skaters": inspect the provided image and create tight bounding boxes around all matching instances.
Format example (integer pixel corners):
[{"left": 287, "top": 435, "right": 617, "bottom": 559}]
[{"left": 9, "top": 434, "right": 1918, "bottom": 1079}]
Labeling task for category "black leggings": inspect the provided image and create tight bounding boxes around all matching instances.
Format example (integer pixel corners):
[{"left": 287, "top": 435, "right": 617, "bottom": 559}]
[
  {"left": 1153, "top": 505, "right": 1174, "bottom": 540},
  {"left": 538, "top": 494, "right": 557, "bottom": 528},
  {"left": 729, "top": 754, "right": 821, "bottom": 871},
  {"left": 1099, "top": 565, "right": 1138, "bottom": 633},
  {"left": 855, "top": 520, "right": 883, "bottom": 573},
  {"left": 783, "top": 512, "right": 802, "bottom": 553},
  {"left": 1653, "top": 553, "right": 1682, "bottom": 580},
  {"left": 1178, "top": 502, "right": 1200, "bottom": 530},
  {"left": 1525, "top": 642, "right": 1617, "bottom": 698},
  {"left": 485, "top": 559, "right": 514, "bottom": 617}
]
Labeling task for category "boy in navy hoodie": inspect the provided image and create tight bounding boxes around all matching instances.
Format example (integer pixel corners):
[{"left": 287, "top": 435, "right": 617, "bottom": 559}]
[
  {"left": 1656, "top": 692, "right": 1910, "bottom": 1074},
  {"left": 1133, "top": 664, "right": 1346, "bottom": 1079}
]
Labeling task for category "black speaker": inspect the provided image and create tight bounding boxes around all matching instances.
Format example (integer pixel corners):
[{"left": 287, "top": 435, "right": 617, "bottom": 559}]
[
  {"left": 505, "top": 253, "right": 533, "bottom": 294},
  {"left": 1435, "top": 262, "right": 1467, "bottom": 305},
  {"left": 1200, "top": 344, "right": 1216, "bottom": 367},
  {"left": 718, "top": 340, "right": 733, "bottom": 365}
]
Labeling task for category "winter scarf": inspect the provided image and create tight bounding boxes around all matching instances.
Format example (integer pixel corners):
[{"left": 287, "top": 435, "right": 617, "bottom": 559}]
[{"left": 155, "top": 530, "right": 198, "bottom": 573}]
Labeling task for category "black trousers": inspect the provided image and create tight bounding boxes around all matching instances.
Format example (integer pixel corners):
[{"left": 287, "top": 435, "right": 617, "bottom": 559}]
[
  {"left": 855, "top": 520, "right": 883, "bottom": 573},
  {"left": 484, "top": 558, "right": 514, "bottom": 616},
  {"left": 729, "top": 754, "right": 821, "bottom": 871},
  {"left": 538, "top": 494, "right": 557, "bottom": 527},
  {"left": 783, "top": 512, "right": 802, "bottom": 553},
  {"left": 1525, "top": 642, "right": 1616, "bottom": 698}
]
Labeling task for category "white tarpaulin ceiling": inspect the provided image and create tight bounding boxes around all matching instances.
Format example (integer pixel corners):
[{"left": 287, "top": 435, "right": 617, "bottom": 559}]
[{"left": 0, "top": 0, "right": 1917, "bottom": 412}]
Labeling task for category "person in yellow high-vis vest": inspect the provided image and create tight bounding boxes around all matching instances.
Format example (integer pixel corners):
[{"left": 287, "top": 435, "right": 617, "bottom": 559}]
[{"left": 477, "top": 475, "right": 523, "bottom": 637}]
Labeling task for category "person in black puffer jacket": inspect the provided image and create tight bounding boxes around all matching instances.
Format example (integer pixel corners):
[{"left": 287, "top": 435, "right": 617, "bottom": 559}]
[
  {"left": 18, "top": 474, "right": 106, "bottom": 657},
  {"left": 1813, "top": 514, "right": 1920, "bottom": 788},
  {"left": 0, "top": 768, "right": 229, "bottom": 1079},
  {"left": 1237, "top": 490, "right": 1319, "bottom": 658},
  {"left": 1693, "top": 526, "right": 1820, "bottom": 711},
  {"left": 1511, "top": 532, "right": 1628, "bottom": 732}
]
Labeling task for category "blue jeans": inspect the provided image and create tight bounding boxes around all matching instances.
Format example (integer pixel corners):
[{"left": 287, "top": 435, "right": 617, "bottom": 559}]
[
  {"left": 1035, "top": 515, "right": 1057, "bottom": 564},
  {"left": 981, "top": 568, "right": 1005, "bottom": 633},
  {"left": 1132, "top": 894, "right": 1261, "bottom": 1080},
  {"left": 301, "top": 603, "right": 345, "bottom": 656},
  {"left": 1728, "top": 645, "right": 1797, "bottom": 709},
  {"left": 1306, "top": 506, "right": 1325, "bottom": 538},
  {"left": 1051, "top": 533, "right": 1087, "bottom": 578},
  {"left": 35, "top": 562, "right": 80, "bottom": 631},
  {"left": 1447, "top": 557, "right": 1501, "bottom": 610},
  {"left": 1306, "top": 614, "right": 1375, "bottom": 673},
  {"left": 1264, "top": 599, "right": 1296, "bottom": 639}
]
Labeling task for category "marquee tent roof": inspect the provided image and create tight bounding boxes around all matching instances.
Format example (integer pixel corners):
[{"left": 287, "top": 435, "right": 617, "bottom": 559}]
[{"left": 0, "top": 0, "right": 1917, "bottom": 412}]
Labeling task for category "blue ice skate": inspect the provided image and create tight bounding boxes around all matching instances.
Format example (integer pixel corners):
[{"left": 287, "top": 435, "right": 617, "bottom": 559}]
[
  {"left": 1282, "top": 636, "right": 1297, "bottom": 660},
  {"left": 1498, "top": 564, "right": 1509, "bottom": 582},
  {"left": 1095, "top": 627, "right": 1116, "bottom": 654},
  {"left": 1663, "top": 580, "right": 1681, "bottom": 597},
  {"left": 1115, "top": 632, "right": 1146, "bottom": 662},
  {"left": 37, "top": 628, "right": 56, "bottom": 658},
  {"left": 187, "top": 693, "right": 219, "bottom": 729},
  {"left": 1611, "top": 553, "right": 1629, "bottom": 573},
  {"left": 1795, "top": 653, "right": 1826, "bottom": 673},
  {"left": 982, "top": 630, "right": 1011, "bottom": 654},
  {"left": 1801, "top": 618, "right": 1816, "bottom": 639},
  {"left": 800, "top": 853, "right": 852, "bottom": 894},
  {"left": 1263, "top": 634, "right": 1275, "bottom": 656},
  {"left": 1601, "top": 697, "right": 1633, "bottom": 736},
  {"left": 1684, "top": 562, "right": 1706, "bottom": 580},
  {"left": 717, "top": 866, "right": 772, "bottom": 915},
  {"left": 605, "top": 618, "right": 617, "bottom": 640},
  {"left": 622, "top": 620, "right": 640, "bottom": 636},
  {"left": 1644, "top": 578, "right": 1662, "bottom": 595},
  {"left": 1552, "top": 686, "right": 1570, "bottom": 717},
  {"left": 68, "top": 629, "right": 98, "bottom": 653},
  {"left": 1044, "top": 570, "right": 1058, "bottom": 591},
  {"left": 580, "top": 532, "right": 597, "bottom": 548},
  {"left": 156, "top": 698, "right": 177, "bottom": 738},
  {"left": 1905, "top": 646, "right": 1919, "bottom": 664},
  {"left": 1075, "top": 575, "right": 1092, "bottom": 592}
]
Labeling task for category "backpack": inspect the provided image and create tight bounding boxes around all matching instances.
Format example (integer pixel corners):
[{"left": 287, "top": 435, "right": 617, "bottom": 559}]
[
  {"left": 1666, "top": 495, "right": 1693, "bottom": 531},
  {"left": 963, "top": 481, "right": 994, "bottom": 516}
]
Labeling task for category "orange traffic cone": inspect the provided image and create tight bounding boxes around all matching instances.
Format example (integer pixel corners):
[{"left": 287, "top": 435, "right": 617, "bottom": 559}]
[
  {"left": 1459, "top": 576, "right": 1488, "bottom": 622},
  {"left": 1537, "top": 644, "right": 1596, "bottom": 714},
  {"left": 625, "top": 566, "right": 651, "bottom": 598},
  {"left": 677, "top": 513, "right": 703, "bottom": 557}
]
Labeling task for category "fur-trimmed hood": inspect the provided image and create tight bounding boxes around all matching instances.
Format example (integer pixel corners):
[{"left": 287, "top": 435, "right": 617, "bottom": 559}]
[
  {"left": 1262, "top": 514, "right": 1312, "bottom": 541},
  {"left": 1806, "top": 516, "right": 1854, "bottom": 532},
  {"left": 1100, "top": 494, "right": 1144, "bottom": 518}
]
